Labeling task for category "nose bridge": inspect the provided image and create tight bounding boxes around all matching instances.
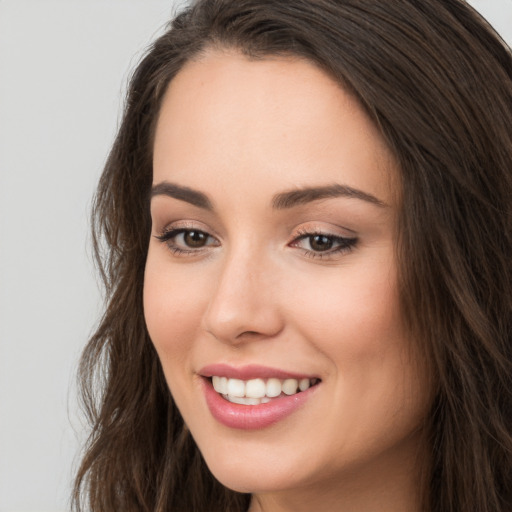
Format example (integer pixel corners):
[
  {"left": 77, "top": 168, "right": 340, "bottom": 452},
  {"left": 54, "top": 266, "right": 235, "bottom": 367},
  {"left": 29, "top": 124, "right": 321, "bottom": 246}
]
[{"left": 203, "top": 241, "right": 282, "bottom": 343}]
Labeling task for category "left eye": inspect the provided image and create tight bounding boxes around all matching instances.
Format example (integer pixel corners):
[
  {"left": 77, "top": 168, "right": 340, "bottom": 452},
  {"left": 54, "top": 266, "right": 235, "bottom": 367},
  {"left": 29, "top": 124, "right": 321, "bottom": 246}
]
[
  {"left": 292, "top": 233, "right": 357, "bottom": 254},
  {"left": 155, "top": 228, "right": 219, "bottom": 253},
  {"left": 178, "top": 230, "right": 210, "bottom": 248},
  {"left": 305, "top": 234, "right": 336, "bottom": 252}
]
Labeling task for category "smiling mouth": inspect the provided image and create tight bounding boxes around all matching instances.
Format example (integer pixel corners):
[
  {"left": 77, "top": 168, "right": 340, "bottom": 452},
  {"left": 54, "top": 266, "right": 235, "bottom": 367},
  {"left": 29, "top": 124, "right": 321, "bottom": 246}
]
[{"left": 210, "top": 376, "right": 321, "bottom": 405}]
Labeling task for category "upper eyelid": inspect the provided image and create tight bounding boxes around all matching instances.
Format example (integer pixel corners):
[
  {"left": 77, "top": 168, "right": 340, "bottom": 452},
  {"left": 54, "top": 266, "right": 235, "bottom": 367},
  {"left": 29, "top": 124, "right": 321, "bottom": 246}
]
[
  {"left": 293, "top": 224, "right": 357, "bottom": 238},
  {"left": 157, "top": 226, "right": 219, "bottom": 242},
  {"left": 152, "top": 208, "right": 357, "bottom": 235},
  {"left": 156, "top": 220, "right": 220, "bottom": 238},
  {"left": 154, "top": 221, "right": 357, "bottom": 244},
  {"left": 155, "top": 228, "right": 220, "bottom": 254},
  {"left": 157, "top": 227, "right": 356, "bottom": 251}
]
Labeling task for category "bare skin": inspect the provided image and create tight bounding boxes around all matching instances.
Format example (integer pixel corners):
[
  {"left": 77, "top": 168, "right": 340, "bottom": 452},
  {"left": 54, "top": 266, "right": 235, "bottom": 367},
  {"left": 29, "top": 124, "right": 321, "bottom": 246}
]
[{"left": 144, "top": 49, "right": 431, "bottom": 512}]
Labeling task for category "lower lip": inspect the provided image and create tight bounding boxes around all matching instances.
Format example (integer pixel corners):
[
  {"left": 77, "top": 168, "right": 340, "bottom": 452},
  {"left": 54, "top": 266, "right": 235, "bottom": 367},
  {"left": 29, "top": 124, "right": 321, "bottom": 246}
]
[{"left": 202, "top": 378, "right": 318, "bottom": 430}]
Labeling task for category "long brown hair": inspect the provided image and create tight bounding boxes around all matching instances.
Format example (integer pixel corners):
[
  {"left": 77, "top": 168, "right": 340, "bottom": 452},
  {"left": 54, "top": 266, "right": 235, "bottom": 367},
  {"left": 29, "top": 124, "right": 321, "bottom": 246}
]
[{"left": 73, "top": 1, "right": 512, "bottom": 510}]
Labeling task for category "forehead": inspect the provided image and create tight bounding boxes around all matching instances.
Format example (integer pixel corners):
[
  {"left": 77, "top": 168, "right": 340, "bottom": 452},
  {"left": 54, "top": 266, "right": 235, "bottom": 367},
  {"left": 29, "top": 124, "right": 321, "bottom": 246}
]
[{"left": 153, "top": 49, "right": 397, "bottom": 205}]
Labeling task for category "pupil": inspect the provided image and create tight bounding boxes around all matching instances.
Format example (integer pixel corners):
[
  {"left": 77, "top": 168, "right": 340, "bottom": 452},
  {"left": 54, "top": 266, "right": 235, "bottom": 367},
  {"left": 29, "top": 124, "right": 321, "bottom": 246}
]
[
  {"left": 184, "top": 231, "right": 207, "bottom": 247},
  {"left": 310, "top": 235, "right": 333, "bottom": 251}
]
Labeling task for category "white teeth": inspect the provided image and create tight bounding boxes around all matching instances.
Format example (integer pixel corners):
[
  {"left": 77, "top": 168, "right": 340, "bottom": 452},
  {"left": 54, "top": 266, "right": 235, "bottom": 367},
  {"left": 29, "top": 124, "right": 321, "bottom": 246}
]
[
  {"left": 226, "top": 395, "right": 249, "bottom": 405},
  {"left": 219, "top": 376, "right": 228, "bottom": 394},
  {"left": 266, "top": 378, "right": 282, "bottom": 397},
  {"left": 282, "top": 378, "right": 299, "bottom": 395},
  {"left": 245, "top": 378, "right": 266, "bottom": 398},
  {"left": 212, "top": 376, "right": 228, "bottom": 394},
  {"left": 299, "top": 378, "right": 310, "bottom": 391},
  {"left": 212, "top": 375, "right": 318, "bottom": 402},
  {"left": 224, "top": 395, "right": 271, "bottom": 405},
  {"left": 227, "top": 378, "right": 245, "bottom": 397}
]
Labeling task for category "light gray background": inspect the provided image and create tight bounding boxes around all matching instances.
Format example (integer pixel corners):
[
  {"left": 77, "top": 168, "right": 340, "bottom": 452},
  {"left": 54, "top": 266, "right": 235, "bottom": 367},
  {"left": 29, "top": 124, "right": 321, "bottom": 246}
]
[{"left": 0, "top": 1, "right": 510, "bottom": 511}]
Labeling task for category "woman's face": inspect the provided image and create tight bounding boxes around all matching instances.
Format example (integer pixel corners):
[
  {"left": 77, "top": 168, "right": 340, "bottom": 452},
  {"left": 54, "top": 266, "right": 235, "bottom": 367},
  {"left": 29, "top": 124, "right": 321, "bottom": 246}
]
[{"left": 144, "top": 50, "right": 430, "bottom": 507}]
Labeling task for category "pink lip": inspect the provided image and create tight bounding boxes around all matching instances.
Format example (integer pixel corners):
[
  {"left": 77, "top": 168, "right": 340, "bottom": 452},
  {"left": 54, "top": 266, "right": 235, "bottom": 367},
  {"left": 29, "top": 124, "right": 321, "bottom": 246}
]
[
  {"left": 199, "top": 366, "right": 320, "bottom": 430},
  {"left": 199, "top": 363, "right": 317, "bottom": 381}
]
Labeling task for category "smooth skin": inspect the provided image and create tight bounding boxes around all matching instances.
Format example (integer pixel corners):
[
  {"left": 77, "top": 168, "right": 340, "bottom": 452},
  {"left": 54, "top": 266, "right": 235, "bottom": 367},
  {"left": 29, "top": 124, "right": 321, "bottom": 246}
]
[{"left": 144, "top": 49, "right": 432, "bottom": 512}]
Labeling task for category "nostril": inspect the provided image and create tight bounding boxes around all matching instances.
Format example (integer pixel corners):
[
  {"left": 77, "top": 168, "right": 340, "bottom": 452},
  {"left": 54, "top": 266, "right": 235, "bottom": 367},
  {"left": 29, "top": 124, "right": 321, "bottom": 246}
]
[{"left": 236, "top": 330, "right": 262, "bottom": 339}]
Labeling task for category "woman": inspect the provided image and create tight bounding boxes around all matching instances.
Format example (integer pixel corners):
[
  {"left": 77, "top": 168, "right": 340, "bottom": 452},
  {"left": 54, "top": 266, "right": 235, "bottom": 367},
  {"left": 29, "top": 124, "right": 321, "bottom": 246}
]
[{"left": 73, "top": 1, "right": 512, "bottom": 511}]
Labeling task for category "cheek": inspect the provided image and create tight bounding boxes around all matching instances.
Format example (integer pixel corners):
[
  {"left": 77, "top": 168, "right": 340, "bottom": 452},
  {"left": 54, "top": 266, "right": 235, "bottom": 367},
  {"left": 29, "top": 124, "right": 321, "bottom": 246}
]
[
  {"left": 284, "top": 256, "right": 422, "bottom": 418},
  {"left": 286, "top": 256, "right": 402, "bottom": 360},
  {"left": 292, "top": 273, "right": 427, "bottom": 456},
  {"left": 143, "top": 252, "right": 210, "bottom": 372}
]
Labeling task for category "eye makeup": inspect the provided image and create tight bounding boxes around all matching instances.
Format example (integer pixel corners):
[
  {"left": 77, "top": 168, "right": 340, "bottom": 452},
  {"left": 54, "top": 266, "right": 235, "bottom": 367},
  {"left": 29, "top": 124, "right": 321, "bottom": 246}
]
[
  {"left": 154, "top": 222, "right": 358, "bottom": 261},
  {"left": 290, "top": 228, "right": 358, "bottom": 260}
]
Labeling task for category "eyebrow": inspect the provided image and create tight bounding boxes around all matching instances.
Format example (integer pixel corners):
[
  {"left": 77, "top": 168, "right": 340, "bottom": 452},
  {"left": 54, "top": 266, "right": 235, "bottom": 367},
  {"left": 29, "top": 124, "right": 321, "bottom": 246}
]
[
  {"left": 151, "top": 182, "right": 213, "bottom": 210},
  {"left": 150, "top": 181, "right": 387, "bottom": 210},
  {"left": 272, "top": 184, "right": 388, "bottom": 209}
]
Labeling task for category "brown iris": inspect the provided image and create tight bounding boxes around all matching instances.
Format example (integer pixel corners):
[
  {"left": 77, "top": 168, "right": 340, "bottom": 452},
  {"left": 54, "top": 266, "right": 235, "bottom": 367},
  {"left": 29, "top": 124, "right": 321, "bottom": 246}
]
[
  {"left": 309, "top": 235, "right": 334, "bottom": 251},
  {"left": 184, "top": 230, "right": 208, "bottom": 248}
]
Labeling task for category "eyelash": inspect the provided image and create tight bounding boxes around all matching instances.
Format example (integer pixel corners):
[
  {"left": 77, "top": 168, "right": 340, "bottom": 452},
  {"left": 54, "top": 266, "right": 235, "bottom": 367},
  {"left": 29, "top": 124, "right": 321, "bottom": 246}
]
[
  {"left": 155, "top": 226, "right": 358, "bottom": 260},
  {"left": 155, "top": 227, "right": 219, "bottom": 256},
  {"left": 291, "top": 228, "right": 358, "bottom": 259}
]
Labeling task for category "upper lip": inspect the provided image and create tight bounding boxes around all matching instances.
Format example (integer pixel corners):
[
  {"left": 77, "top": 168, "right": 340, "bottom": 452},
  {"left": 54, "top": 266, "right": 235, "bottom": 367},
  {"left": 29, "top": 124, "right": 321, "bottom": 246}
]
[{"left": 198, "top": 363, "right": 319, "bottom": 381}]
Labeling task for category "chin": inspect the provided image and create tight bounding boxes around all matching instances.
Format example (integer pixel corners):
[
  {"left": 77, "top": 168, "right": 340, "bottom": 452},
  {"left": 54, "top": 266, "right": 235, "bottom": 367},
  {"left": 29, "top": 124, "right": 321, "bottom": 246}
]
[
  {"left": 206, "top": 461, "right": 299, "bottom": 495},
  {"left": 195, "top": 436, "right": 321, "bottom": 495}
]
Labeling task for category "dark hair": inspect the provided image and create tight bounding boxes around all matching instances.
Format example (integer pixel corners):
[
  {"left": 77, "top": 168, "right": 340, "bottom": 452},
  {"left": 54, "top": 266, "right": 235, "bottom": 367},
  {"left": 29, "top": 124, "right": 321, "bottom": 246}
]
[{"left": 73, "top": 1, "right": 512, "bottom": 511}]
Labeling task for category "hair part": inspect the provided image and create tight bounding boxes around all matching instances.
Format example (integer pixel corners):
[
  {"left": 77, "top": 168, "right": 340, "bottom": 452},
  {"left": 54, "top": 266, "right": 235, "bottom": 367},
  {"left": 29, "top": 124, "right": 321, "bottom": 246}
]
[{"left": 74, "top": 1, "right": 512, "bottom": 511}]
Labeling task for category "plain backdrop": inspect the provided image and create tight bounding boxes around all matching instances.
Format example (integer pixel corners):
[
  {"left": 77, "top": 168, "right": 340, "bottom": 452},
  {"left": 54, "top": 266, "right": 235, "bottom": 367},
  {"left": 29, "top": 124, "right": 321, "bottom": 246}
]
[{"left": 0, "top": 1, "right": 511, "bottom": 511}]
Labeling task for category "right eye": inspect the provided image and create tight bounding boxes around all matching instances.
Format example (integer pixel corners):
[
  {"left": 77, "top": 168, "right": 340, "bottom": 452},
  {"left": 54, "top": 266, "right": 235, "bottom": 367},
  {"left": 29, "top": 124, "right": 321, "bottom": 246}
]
[{"left": 155, "top": 228, "right": 220, "bottom": 255}]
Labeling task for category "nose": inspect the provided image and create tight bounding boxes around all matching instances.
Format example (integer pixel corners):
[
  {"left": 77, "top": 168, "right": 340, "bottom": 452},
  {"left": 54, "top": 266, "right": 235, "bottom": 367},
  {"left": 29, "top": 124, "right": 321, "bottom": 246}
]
[{"left": 202, "top": 248, "right": 284, "bottom": 344}]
